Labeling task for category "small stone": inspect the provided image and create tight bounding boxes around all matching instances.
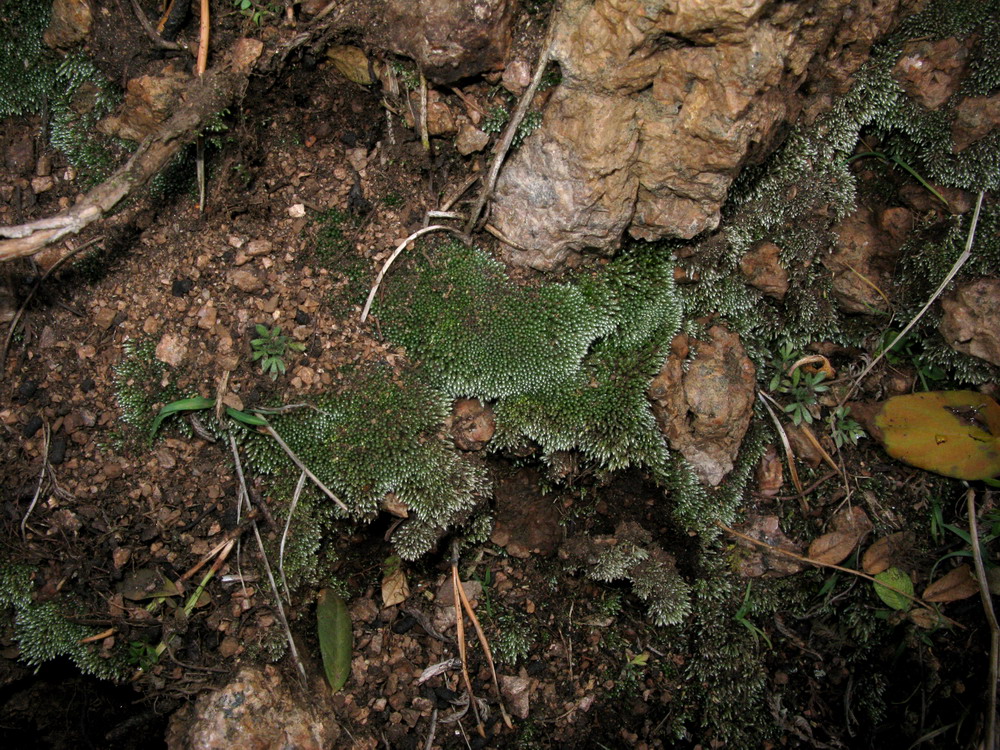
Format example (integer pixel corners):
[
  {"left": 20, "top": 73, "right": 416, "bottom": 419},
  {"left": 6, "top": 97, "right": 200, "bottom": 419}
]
[
  {"left": 77, "top": 344, "right": 96, "bottom": 359},
  {"left": 196, "top": 304, "right": 217, "bottom": 330},
  {"left": 94, "top": 307, "right": 117, "bottom": 330},
  {"left": 499, "top": 673, "right": 531, "bottom": 719},
  {"left": 455, "top": 123, "right": 490, "bottom": 156},
  {"left": 171, "top": 278, "right": 194, "bottom": 296},
  {"left": 31, "top": 176, "right": 54, "bottom": 193},
  {"left": 228, "top": 269, "right": 263, "bottom": 293},
  {"left": 104, "top": 461, "right": 123, "bottom": 479},
  {"left": 288, "top": 203, "right": 306, "bottom": 218},
  {"left": 48, "top": 436, "right": 67, "bottom": 465},
  {"left": 218, "top": 636, "right": 240, "bottom": 657},
  {"left": 23, "top": 415, "right": 43, "bottom": 438},
  {"left": 502, "top": 60, "right": 532, "bottom": 94},
  {"left": 143, "top": 316, "right": 161, "bottom": 335},
  {"left": 246, "top": 239, "right": 273, "bottom": 256},
  {"left": 14, "top": 381, "right": 37, "bottom": 403},
  {"left": 156, "top": 333, "right": 188, "bottom": 367}
]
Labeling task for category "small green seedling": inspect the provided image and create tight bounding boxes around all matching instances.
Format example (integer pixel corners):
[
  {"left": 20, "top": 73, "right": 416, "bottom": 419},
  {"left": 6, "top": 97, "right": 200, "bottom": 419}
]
[
  {"left": 734, "top": 582, "right": 772, "bottom": 649},
  {"left": 826, "top": 405, "right": 866, "bottom": 449},
  {"left": 251, "top": 324, "right": 305, "bottom": 380}
]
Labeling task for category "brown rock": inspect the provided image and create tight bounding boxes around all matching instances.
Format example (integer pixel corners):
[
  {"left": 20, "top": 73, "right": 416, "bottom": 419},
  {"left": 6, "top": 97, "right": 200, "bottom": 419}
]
[
  {"left": 739, "top": 241, "right": 789, "bottom": 299},
  {"left": 196, "top": 304, "right": 217, "bottom": 330},
  {"left": 455, "top": 123, "right": 490, "bottom": 155},
  {"left": 383, "top": 0, "right": 516, "bottom": 85},
  {"left": 734, "top": 515, "right": 806, "bottom": 578},
  {"left": 98, "top": 63, "right": 190, "bottom": 142},
  {"left": 94, "top": 307, "right": 117, "bottom": 330},
  {"left": 648, "top": 326, "right": 755, "bottom": 486},
  {"left": 499, "top": 672, "right": 532, "bottom": 720},
  {"left": 939, "top": 278, "right": 1000, "bottom": 366},
  {"left": 228, "top": 269, "right": 263, "bottom": 293},
  {"left": 43, "top": 0, "right": 92, "bottom": 50},
  {"left": 824, "top": 205, "right": 899, "bottom": 314},
  {"left": 893, "top": 37, "right": 969, "bottom": 111},
  {"left": 156, "top": 333, "right": 188, "bottom": 367},
  {"left": 952, "top": 93, "right": 1000, "bottom": 152},
  {"left": 165, "top": 667, "right": 338, "bottom": 750},
  {"left": 447, "top": 398, "right": 495, "bottom": 451}
]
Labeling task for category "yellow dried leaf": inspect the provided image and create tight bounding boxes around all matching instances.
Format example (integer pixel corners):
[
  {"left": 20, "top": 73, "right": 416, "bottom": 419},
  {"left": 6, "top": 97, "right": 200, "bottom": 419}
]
[
  {"left": 862, "top": 532, "right": 914, "bottom": 575},
  {"left": 326, "top": 45, "right": 376, "bottom": 85},
  {"left": 874, "top": 391, "right": 1000, "bottom": 480},
  {"left": 922, "top": 564, "right": 978, "bottom": 603},
  {"left": 809, "top": 531, "right": 859, "bottom": 565}
]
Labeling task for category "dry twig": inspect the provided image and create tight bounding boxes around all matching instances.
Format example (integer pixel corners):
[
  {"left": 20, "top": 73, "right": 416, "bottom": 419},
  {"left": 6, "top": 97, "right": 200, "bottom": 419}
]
[{"left": 968, "top": 489, "right": 999, "bottom": 750}]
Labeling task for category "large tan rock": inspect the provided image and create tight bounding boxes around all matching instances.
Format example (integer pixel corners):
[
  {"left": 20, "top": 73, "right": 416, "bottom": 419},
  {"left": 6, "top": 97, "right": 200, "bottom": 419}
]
[
  {"left": 165, "top": 666, "right": 339, "bottom": 750},
  {"left": 491, "top": 0, "right": 904, "bottom": 270},
  {"left": 648, "top": 326, "right": 756, "bottom": 486},
  {"left": 824, "top": 205, "right": 898, "bottom": 315},
  {"left": 939, "top": 278, "right": 1000, "bottom": 367}
]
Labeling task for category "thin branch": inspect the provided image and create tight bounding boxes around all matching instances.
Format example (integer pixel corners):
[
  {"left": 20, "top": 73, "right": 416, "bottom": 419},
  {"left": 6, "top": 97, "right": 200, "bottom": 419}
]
[
  {"left": 464, "top": 1, "right": 561, "bottom": 236},
  {"left": 260, "top": 422, "right": 349, "bottom": 512},
  {"left": 279, "top": 471, "right": 308, "bottom": 601},
  {"left": 758, "top": 392, "right": 805, "bottom": 499},
  {"left": 968, "top": 489, "right": 999, "bottom": 750},
  {"left": 128, "top": 0, "right": 188, "bottom": 52},
  {"left": 20, "top": 421, "right": 50, "bottom": 538},
  {"left": 229, "top": 432, "right": 309, "bottom": 687},
  {"left": 841, "top": 190, "right": 985, "bottom": 404}
]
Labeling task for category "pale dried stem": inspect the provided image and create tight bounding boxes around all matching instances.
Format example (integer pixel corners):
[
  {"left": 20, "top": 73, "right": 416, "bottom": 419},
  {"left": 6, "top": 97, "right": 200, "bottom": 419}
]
[
  {"left": 842, "top": 190, "right": 985, "bottom": 405},
  {"left": 464, "top": 1, "right": 562, "bottom": 236},
  {"left": 279, "top": 471, "right": 308, "bottom": 601},
  {"left": 967, "top": 488, "right": 999, "bottom": 750},
  {"left": 261, "top": 422, "right": 348, "bottom": 512},
  {"left": 758, "top": 392, "right": 805, "bottom": 500},
  {"left": 360, "top": 224, "right": 465, "bottom": 322}
]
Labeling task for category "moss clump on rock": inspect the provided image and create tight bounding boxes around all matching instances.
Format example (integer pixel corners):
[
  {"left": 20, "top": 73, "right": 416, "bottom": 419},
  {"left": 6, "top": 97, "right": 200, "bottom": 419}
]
[
  {"left": 234, "top": 366, "right": 490, "bottom": 560},
  {"left": 0, "top": 564, "right": 127, "bottom": 680},
  {"left": 377, "top": 240, "right": 682, "bottom": 473}
]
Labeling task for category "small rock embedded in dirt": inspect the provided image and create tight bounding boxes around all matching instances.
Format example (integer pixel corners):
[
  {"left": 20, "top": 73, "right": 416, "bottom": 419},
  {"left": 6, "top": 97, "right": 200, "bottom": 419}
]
[
  {"left": 171, "top": 278, "right": 194, "bottom": 296},
  {"left": 734, "top": 515, "right": 806, "bottom": 578},
  {"left": 499, "top": 672, "right": 532, "bottom": 719},
  {"left": 156, "top": 333, "right": 188, "bottom": 367},
  {"left": 739, "top": 241, "right": 789, "bottom": 299},
  {"left": 94, "top": 306, "right": 117, "bottom": 330},
  {"left": 447, "top": 398, "right": 495, "bottom": 451},
  {"left": 295, "top": 309, "right": 311, "bottom": 325},
  {"left": 648, "top": 326, "right": 756, "bottom": 486},
  {"left": 456, "top": 123, "right": 490, "bottom": 155},
  {"left": 14, "top": 381, "right": 37, "bottom": 403},
  {"left": 48, "top": 436, "right": 67, "bottom": 465},
  {"left": 227, "top": 269, "right": 263, "bottom": 293},
  {"left": 43, "top": 0, "right": 92, "bottom": 50}
]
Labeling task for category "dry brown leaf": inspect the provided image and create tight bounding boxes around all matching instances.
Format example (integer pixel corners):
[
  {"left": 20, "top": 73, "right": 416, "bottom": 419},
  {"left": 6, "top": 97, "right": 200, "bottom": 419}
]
[
  {"left": 922, "top": 564, "right": 978, "bottom": 603},
  {"left": 808, "top": 531, "right": 859, "bottom": 565},
  {"left": 381, "top": 560, "right": 409, "bottom": 608},
  {"left": 861, "top": 531, "right": 914, "bottom": 575},
  {"left": 831, "top": 506, "right": 872, "bottom": 536},
  {"left": 909, "top": 607, "right": 946, "bottom": 629}
]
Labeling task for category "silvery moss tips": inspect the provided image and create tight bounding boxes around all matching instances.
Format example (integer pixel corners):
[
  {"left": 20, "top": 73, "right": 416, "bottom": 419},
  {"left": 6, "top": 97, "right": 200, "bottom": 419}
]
[{"left": 375, "top": 241, "right": 682, "bottom": 472}]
